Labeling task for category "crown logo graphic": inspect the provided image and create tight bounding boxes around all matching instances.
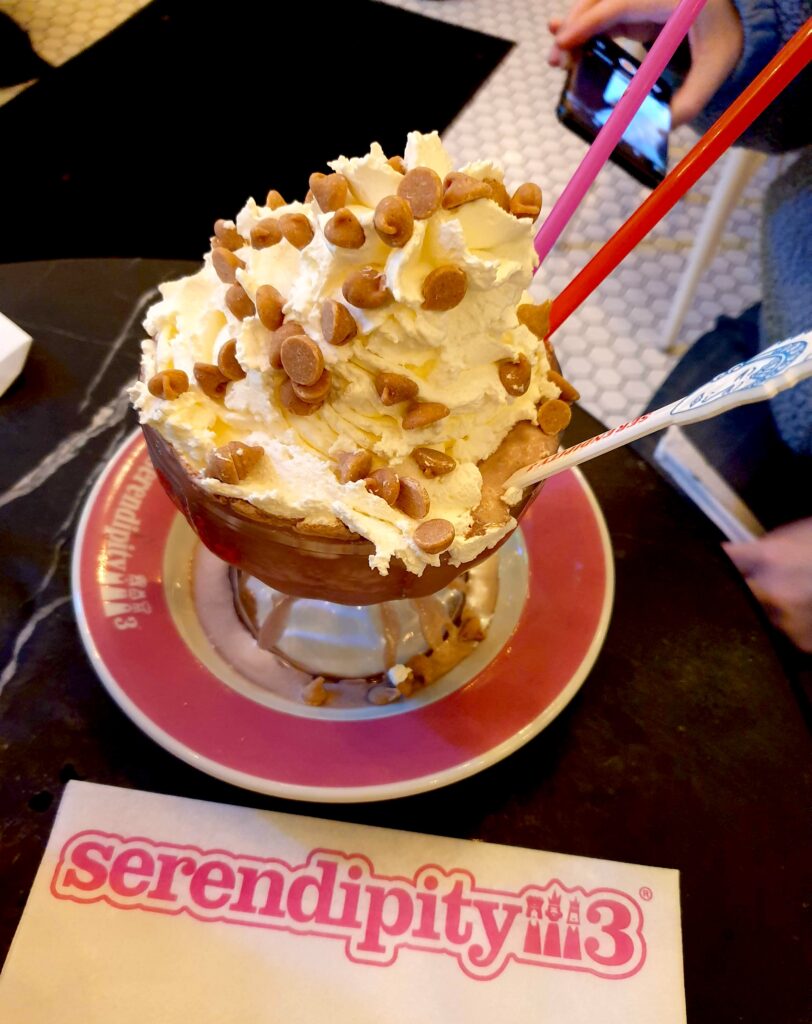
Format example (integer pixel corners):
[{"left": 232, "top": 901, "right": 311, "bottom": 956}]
[
  {"left": 546, "top": 891, "right": 563, "bottom": 921},
  {"left": 564, "top": 898, "right": 582, "bottom": 960},
  {"left": 523, "top": 895, "right": 544, "bottom": 954},
  {"left": 525, "top": 895, "right": 544, "bottom": 918}
]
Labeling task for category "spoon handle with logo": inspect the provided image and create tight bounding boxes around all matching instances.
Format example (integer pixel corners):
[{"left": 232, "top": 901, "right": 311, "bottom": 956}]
[{"left": 505, "top": 333, "right": 812, "bottom": 492}]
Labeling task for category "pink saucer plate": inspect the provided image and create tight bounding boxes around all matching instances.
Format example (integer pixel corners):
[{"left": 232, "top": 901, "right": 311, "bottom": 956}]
[{"left": 72, "top": 432, "right": 613, "bottom": 802}]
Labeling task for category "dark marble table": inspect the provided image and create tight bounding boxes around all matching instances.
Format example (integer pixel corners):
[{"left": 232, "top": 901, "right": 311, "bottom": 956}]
[{"left": 1, "top": 260, "right": 810, "bottom": 1023}]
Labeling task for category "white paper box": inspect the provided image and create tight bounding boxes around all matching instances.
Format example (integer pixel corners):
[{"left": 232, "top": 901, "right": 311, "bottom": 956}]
[
  {"left": 0, "top": 782, "right": 686, "bottom": 1023},
  {"left": 0, "top": 310, "right": 32, "bottom": 397}
]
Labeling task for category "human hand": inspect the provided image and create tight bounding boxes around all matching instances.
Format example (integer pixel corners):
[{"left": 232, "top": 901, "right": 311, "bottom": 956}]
[
  {"left": 548, "top": 0, "right": 744, "bottom": 127},
  {"left": 724, "top": 519, "right": 812, "bottom": 654}
]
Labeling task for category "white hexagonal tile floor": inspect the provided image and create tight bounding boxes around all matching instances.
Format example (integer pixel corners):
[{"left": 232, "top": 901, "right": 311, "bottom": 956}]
[
  {"left": 2, "top": 0, "right": 775, "bottom": 430},
  {"left": 0, "top": 0, "right": 151, "bottom": 105}
]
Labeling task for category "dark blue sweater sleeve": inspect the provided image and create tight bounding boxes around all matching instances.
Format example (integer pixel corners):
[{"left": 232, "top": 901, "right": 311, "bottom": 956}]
[
  {"left": 760, "top": 151, "right": 812, "bottom": 456},
  {"left": 683, "top": 0, "right": 811, "bottom": 452},
  {"left": 690, "top": 0, "right": 812, "bottom": 152}
]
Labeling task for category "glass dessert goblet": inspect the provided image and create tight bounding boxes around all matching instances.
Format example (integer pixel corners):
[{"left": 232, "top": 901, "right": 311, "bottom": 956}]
[
  {"left": 144, "top": 420, "right": 560, "bottom": 701},
  {"left": 143, "top": 421, "right": 559, "bottom": 606}
]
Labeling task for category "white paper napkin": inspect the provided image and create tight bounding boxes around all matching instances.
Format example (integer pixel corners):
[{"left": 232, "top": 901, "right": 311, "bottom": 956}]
[
  {"left": 0, "top": 310, "right": 32, "bottom": 397},
  {"left": 0, "top": 782, "right": 686, "bottom": 1023}
]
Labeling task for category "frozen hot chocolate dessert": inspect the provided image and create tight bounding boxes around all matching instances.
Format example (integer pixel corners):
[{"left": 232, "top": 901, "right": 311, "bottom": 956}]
[{"left": 131, "top": 132, "right": 578, "bottom": 586}]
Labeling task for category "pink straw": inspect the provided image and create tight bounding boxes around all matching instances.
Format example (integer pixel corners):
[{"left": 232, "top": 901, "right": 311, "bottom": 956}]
[{"left": 534, "top": 0, "right": 708, "bottom": 268}]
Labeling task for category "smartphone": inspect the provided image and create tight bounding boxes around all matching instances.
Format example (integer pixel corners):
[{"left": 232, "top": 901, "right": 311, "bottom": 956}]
[{"left": 556, "top": 36, "right": 672, "bottom": 189}]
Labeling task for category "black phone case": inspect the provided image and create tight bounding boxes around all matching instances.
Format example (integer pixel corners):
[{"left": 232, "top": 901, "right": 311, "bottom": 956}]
[
  {"left": 556, "top": 39, "right": 669, "bottom": 191},
  {"left": 556, "top": 97, "right": 664, "bottom": 190}
]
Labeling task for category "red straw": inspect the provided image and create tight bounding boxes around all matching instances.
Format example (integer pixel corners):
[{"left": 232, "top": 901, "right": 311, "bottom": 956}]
[{"left": 548, "top": 18, "right": 812, "bottom": 338}]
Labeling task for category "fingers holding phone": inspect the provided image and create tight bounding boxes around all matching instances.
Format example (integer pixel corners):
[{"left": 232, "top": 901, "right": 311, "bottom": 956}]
[{"left": 549, "top": 0, "right": 744, "bottom": 127}]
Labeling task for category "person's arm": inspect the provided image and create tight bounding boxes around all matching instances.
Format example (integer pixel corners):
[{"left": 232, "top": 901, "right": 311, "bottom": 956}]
[
  {"left": 549, "top": 0, "right": 812, "bottom": 150},
  {"left": 725, "top": 518, "right": 812, "bottom": 653},
  {"left": 689, "top": 0, "right": 812, "bottom": 151},
  {"left": 548, "top": 0, "right": 744, "bottom": 127}
]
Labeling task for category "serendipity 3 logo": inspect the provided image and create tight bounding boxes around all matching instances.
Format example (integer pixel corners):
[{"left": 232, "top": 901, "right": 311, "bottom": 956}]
[
  {"left": 51, "top": 831, "right": 647, "bottom": 981},
  {"left": 97, "top": 460, "right": 154, "bottom": 630},
  {"left": 670, "top": 337, "right": 809, "bottom": 415}
]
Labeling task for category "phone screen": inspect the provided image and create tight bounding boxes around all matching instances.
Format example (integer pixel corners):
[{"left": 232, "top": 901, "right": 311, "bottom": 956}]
[{"left": 559, "top": 37, "right": 672, "bottom": 187}]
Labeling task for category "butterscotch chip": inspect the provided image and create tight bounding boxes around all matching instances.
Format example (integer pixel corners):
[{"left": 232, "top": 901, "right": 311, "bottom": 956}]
[
  {"left": 421, "top": 265, "right": 467, "bottom": 311},
  {"left": 409, "top": 629, "right": 479, "bottom": 685},
  {"left": 365, "top": 468, "right": 400, "bottom": 506},
  {"left": 484, "top": 177, "right": 510, "bottom": 212},
  {"left": 250, "top": 218, "right": 283, "bottom": 250},
  {"left": 412, "top": 447, "right": 456, "bottom": 477},
  {"left": 291, "top": 368, "right": 332, "bottom": 403},
  {"left": 367, "top": 684, "right": 403, "bottom": 706},
  {"left": 206, "top": 440, "right": 264, "bottom": 484},
  {"left": 459, "top": 616, "right": 485, "bottom": 641},
  {"left": 547, "top": 369, "right": 580, "bottom": 403},
  {"left": 538, "top": 397, "right": 572, "bottom": 434},
  {"left": 321, "top": 299, "right": 357, "bottom": 346},
  {"left": 397, "top": 167, "right": 443, "bottom": 220},
  {"left": 414, "top": 518, "right": 454, "bottom": 553},
  {"left": 498, "top": 353, "right": 531, "bottom": 396},
  {"left": 266, "top": 189, "right": 286, "bottom": 209},
  {"left": 387, "top": 155, "right": 406, "bottom": 174},
  {"left": 309, "top": 171, "right": 348, "bottom": 213},
  {"left": 147, "top": 369, "right": 188, "bottom": 400},
  {"left": 255, "top": 284, "right": 285, "bottom": 331},
  {"left": 442, "top": 171, "right": 491, "bottom": 209},
  {"left": 395, "top": 673, "right": 415, "bottom": 698},
  {"left": 193, "top": 362, "right": 229, "bottom": 400},
  {"left": 279, "top": 377, "right": 323, "bottom": 415},
  {"left": 373, "top": 195, "right": 414, "bottom": 249},
  {"left": 510, "top": 182, "right": 542, "bottom": 220},
  {"left": 211, "top": 247, "right": 245, "bottom": 284},
  {"left": 407, "top": 653, "right": 433, "bottom": 688},
  {"left": 225, "top": 283, "right": 255, "bottom": 321},
  {"left": 279, "top": 213, "right": 314, "bottom": 249},
  {"left": 280, "top": 334, "right": 324, "bottom": 386},
  {"left": 213, "top": 219, "right": 244, "bottom": 251},
  {"left": 302, "top": 676, "right": 328, "bottom": 706},
  {"left": 336, "top": 449, "right": 373, "bottom": 484},
  {"left": 517, "top": 301, "right": 551, "bottom": 339},
  {"left": 402, "top": 401, "right": 450, "bottom": 430},
  {"left": 217, "top": 339, "right": 246, "bottom": 381},
  {"left": 268, "top": 322, "right": 303, "bottom": 369},
  {"left": 374, "top": 371, "right": 418, "bottom": 406},
  {"left": 342, "top": 267, "right": 392, "bottom": 309},
  {"left": 324, "top": 208, "right": 365, "bottom": 249},
  {"left": 395, "top": 476, "right": 430, "bottom": 519}
]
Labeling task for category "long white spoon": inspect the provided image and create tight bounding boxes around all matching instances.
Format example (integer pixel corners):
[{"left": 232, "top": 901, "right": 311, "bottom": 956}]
[{"left": 505, "top": 332, "right": 812, "bottom": 492}]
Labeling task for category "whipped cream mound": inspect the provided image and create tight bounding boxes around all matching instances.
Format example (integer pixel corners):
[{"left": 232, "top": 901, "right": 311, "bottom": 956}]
[{"left": 131, "top": 132, "right": 560, "bottom": 575}]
